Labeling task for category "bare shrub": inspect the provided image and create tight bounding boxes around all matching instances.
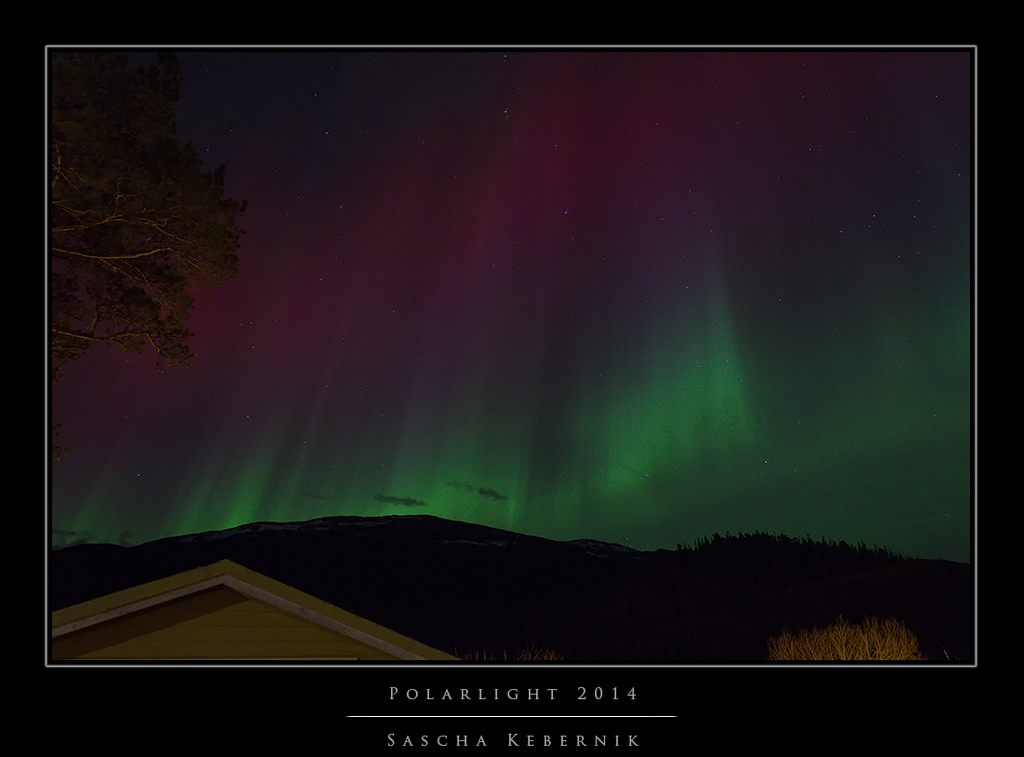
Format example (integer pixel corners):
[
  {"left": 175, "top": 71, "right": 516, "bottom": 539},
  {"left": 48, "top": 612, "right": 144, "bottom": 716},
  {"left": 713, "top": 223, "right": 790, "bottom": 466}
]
[
  {"left": 768, "top": 615, "right": 925, "bottom": 661},
  {"left": 461, "top": 646, "right": 565, "bottom": 661}
]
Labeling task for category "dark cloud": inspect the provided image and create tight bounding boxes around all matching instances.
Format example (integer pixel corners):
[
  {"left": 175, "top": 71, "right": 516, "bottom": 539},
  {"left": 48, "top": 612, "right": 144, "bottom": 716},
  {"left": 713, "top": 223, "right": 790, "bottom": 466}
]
[
  {"left": 447, "top": 481, "right": 508, "bottom": 502},
  {"left": 374, "top": 493, "right": 428, "bottom": 507},
  {"left": 51, "top": 528, "right": 94, "bottom": 549},
  {"left": 302, "top": 491, "right": 333, "bottom": 502}
]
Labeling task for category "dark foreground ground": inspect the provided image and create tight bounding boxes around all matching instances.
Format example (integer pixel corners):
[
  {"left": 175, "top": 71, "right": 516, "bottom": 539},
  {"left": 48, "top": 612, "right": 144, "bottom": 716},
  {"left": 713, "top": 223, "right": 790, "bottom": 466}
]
[{"left": 49, "top": 514, "right": 974, "bottom": 662}]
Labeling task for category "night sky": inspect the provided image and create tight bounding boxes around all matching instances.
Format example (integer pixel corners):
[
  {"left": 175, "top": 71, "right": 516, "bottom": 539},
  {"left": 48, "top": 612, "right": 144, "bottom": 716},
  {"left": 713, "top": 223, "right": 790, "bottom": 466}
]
[{"left": 49, "top": 47, "right": 973, "bottom": 563}]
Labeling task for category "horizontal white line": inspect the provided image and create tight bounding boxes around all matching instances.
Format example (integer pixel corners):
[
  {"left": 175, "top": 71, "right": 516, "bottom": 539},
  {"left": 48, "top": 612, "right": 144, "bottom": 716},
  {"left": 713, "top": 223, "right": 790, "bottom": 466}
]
[{"left": 350, "top": 715, "right": 676, "bottom": 719}]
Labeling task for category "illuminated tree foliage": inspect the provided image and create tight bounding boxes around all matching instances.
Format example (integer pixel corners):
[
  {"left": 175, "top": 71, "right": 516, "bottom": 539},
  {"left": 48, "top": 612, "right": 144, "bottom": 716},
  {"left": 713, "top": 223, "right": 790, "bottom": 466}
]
[{"left": 50, "top": 52, "right": 245, "bottom": 387}]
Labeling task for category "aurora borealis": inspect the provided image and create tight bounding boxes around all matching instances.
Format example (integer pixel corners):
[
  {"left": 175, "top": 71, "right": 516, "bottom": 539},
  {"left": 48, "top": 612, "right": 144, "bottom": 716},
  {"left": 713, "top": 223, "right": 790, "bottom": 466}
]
[{"left": 49, "top": 48, "right": 973, "bottom": 563}]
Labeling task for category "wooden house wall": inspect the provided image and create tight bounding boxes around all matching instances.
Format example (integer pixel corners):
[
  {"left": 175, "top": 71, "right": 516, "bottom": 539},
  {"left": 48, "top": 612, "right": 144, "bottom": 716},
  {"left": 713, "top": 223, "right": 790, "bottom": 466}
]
[{"left": 52, "top": 585, "right": 403, "bottom": 660}]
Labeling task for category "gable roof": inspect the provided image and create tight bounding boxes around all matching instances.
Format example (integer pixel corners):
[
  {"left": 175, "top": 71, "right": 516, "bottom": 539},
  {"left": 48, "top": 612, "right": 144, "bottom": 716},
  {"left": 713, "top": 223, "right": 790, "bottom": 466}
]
[{"left": 51, "top": 559, "right": 459, "bottom": 661}]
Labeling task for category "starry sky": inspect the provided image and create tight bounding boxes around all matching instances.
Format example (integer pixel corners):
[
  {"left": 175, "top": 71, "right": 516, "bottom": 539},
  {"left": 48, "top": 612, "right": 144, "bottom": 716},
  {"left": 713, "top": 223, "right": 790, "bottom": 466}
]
[{"left": 49, "top": 47, "right": 974, "bottom": 562}]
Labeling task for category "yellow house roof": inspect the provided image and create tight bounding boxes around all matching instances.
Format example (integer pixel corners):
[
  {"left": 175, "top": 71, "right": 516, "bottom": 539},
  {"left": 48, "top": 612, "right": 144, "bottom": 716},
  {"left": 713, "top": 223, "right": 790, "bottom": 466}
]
[{"left": 51, "top": 559, "right": 459, "bottom": 661}]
